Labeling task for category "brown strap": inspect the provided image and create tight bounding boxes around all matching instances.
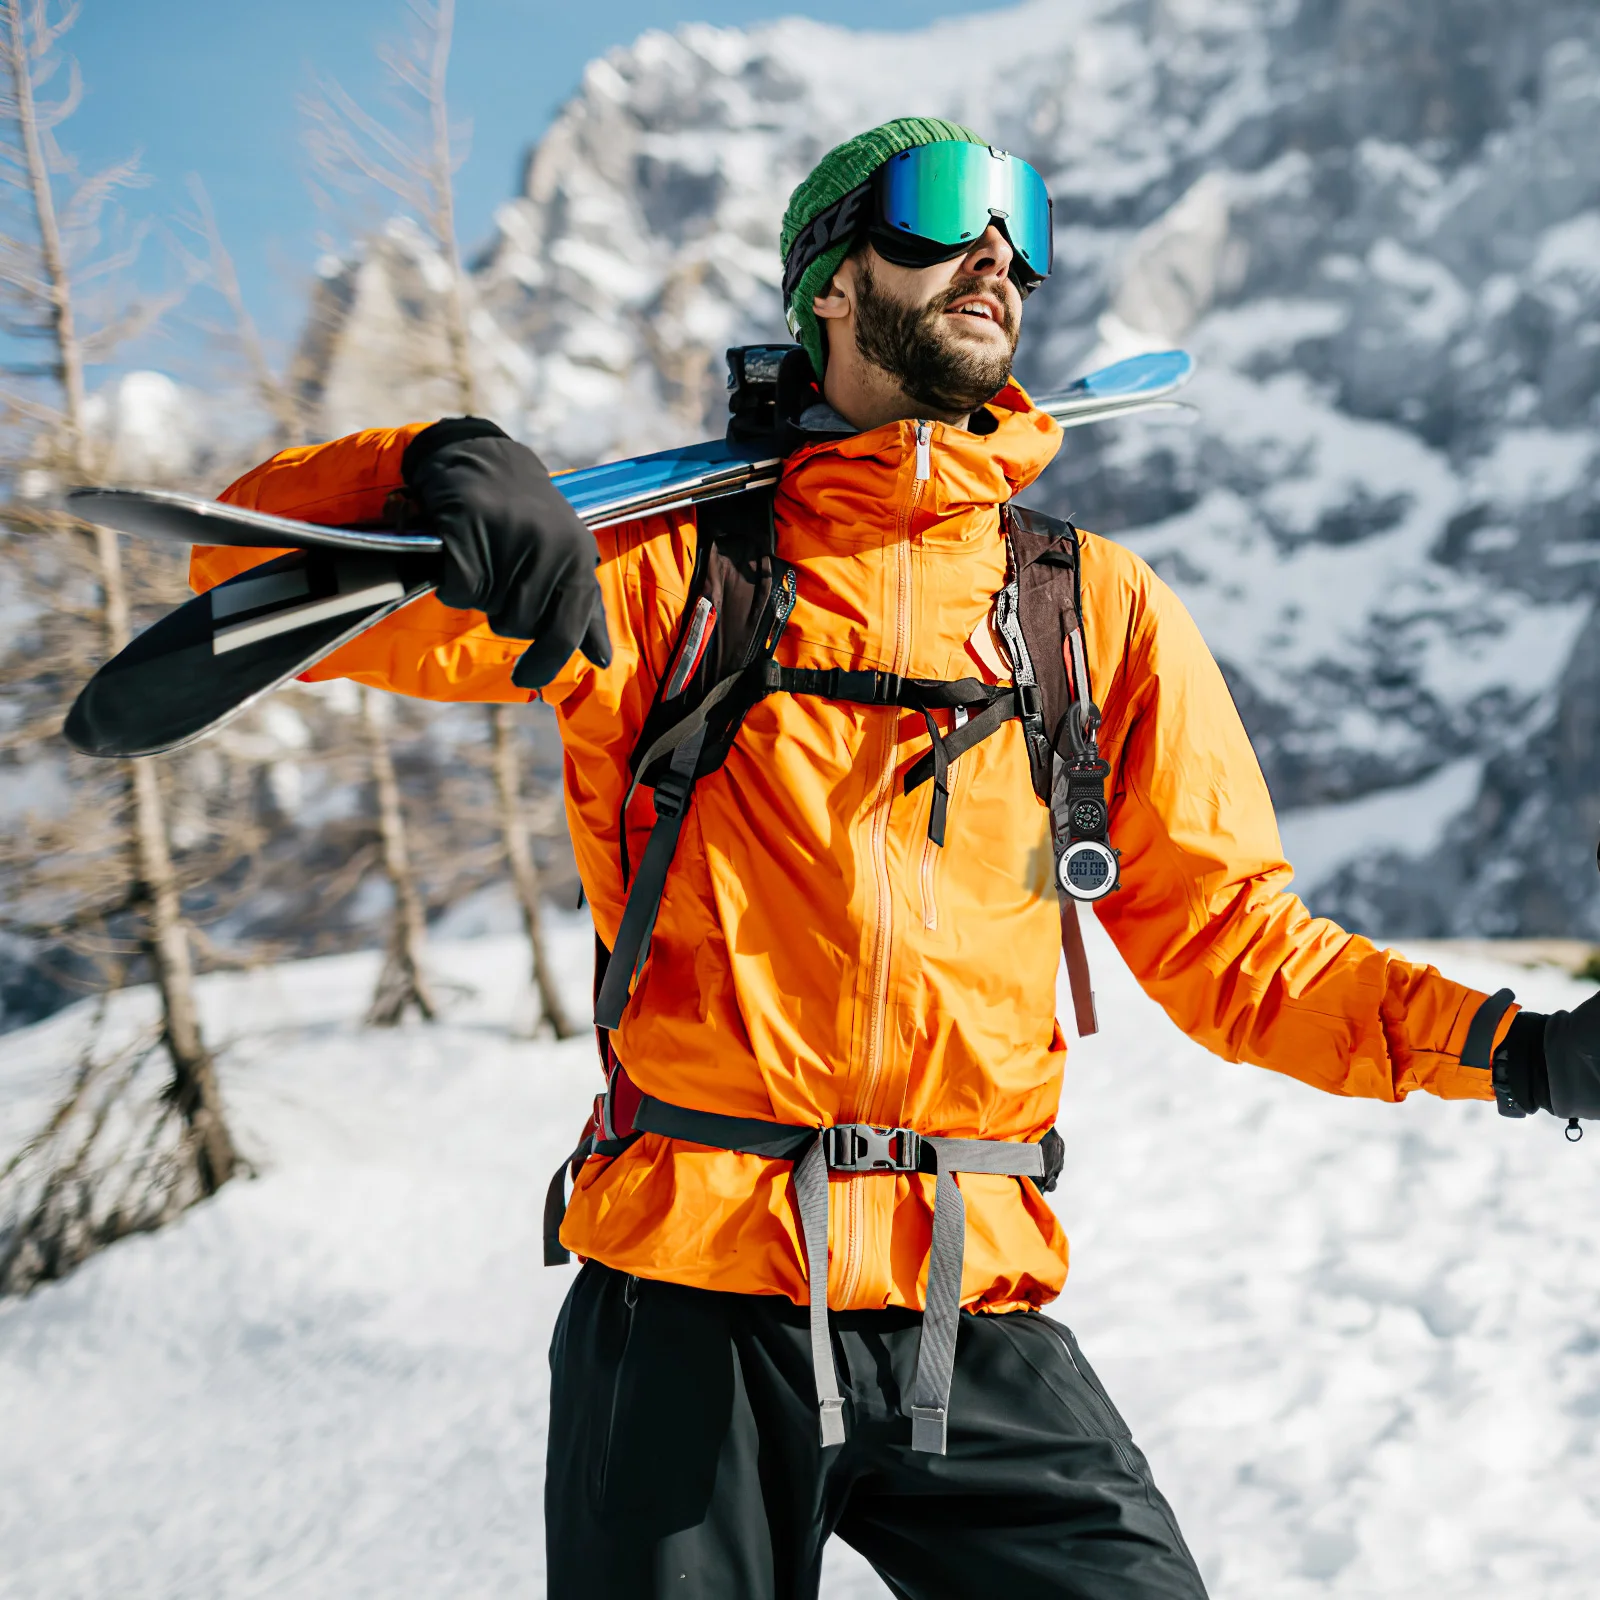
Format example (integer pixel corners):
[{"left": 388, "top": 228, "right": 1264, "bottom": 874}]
[{"left": 1060, "top": 897, "right": 1098, "bottom": 1037}]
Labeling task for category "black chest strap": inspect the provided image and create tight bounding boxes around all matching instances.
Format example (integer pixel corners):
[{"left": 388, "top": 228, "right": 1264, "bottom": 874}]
[
  {"left": 767, "top": 663, "right": 1024, "bottom": 847},
  {"left": 599, "top": 670, "right": 1033, "bottom": 1030}
]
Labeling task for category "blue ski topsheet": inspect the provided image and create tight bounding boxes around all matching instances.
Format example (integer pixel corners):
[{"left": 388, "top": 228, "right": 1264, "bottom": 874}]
[
  {"left": 65, "top": 436, "right": 783, "bottom": 555},
  {"left": 1056, "top": 348, "right": 1193, "bottom": 401},
  {"left": 63, "top": 348, "right": 1197, "bottom": 757},
  {"left": 553, "top": 348, "right": 1193, "bottom": 521},
  {"left": 65, "top": 349, "right": 1194, "bottom": 559},
  {"left": 555, "top": 436, "right": 776, "bottom": 524}
]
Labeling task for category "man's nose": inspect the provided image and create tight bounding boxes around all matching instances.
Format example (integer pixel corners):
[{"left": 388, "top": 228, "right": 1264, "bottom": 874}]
[{"left": 963, "top": 222, "right": 1014, "bottom": 279}]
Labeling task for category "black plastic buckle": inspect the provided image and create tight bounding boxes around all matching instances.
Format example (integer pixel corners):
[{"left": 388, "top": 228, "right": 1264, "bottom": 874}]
[
  {"left": 822, "top": 1124, "right": 923, "bottom": 1173},
  {"left": 1016, "top": 682, "right": 1041, "bottom": 721},
  {"left": 651, "top": 768, "right": 693, "bottom": 819}
]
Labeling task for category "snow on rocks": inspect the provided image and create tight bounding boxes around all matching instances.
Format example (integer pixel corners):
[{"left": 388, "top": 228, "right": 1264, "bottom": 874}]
[
  {"left": 277, "top": 0, "right": 1600, "bottom": 940},
  {"left": 1, "top": 916, "right": 1598, "bottom": 1596}
]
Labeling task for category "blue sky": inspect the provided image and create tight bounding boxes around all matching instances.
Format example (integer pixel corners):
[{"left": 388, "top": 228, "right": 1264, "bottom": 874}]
[{"left": 61, "top": 0, "right": 1004, "bottom": 375}]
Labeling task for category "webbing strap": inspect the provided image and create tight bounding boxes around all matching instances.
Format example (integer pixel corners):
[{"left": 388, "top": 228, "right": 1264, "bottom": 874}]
[
  {"left": 543, "top": 1134, "right": 592, "bottom": 1266},
  {"left": 767, "top": 665, "right": 1009, "bottom": 849},
  {"left": 793, "top": 1140, "right": 846, "bottom": 1446},
  {"left": 596, "top": 724, "right": 708, "bottom": 1030},
  {"left": 1461, "top": 987, "right": 1516, "bottom": 1070},
  {"left": 632, "top": 1094, "right": 848, "bottom": 1446},
  {"left": 910, "top": 1135, "right": 1044, "bottom": 1454},
  {"left": 903, "top": 693, "right": 1018, "bottom": 794},
  {"left": 634, "top": 1094, "right": 813, "bottom": 1159},
  {"left": 1059, "top": 898, "right": 1099, "bottom": 1037},
  {"left": 766, "top": 663, "right": 906, "bottom": 704},
  {"left": 765, "top": 662, "right": 1001, "bottom": 711},
  {"left": 633, "top": 1094, "right": 1044, "bottom": 1454},
  {"left": 625, "top": 672, "right": 748, "bottom": 818},
  {"left": 920, "top": 710, "right": 951, "bottom": 846}
]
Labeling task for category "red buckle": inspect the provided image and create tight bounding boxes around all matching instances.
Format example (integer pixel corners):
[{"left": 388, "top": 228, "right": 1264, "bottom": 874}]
[{"left": 600, "top": 1063, "right": 645, "bottom": 1142}]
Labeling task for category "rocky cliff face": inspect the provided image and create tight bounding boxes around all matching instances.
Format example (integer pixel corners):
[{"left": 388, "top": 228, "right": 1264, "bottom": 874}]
[{"left": 302, "top": 0, "right": 1600, "bottom": 938}]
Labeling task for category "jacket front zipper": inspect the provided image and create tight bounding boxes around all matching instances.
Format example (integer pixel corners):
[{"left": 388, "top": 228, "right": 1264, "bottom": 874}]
[{"left": 840, "top": 419, "right": 929, "bottom": 1309}]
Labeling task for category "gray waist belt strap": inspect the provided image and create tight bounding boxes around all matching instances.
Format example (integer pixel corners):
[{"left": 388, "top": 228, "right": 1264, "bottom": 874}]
[{"left": 632, "top": 1094, "right": 1045, "bottom": 1455}]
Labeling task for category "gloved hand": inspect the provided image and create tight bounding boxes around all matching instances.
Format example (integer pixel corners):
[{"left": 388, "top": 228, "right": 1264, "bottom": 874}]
[
  {"left": 402, "top": 417, "right": 612, "bottom": 690},
  {"left": 1492, "top": 1001, "right": 1600, "bottom": 1119}
]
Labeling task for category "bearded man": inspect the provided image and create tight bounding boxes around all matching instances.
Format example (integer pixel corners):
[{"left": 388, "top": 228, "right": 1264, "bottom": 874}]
[{"left": 195, "top": 118, "right": 1599, "bottom": 1600}]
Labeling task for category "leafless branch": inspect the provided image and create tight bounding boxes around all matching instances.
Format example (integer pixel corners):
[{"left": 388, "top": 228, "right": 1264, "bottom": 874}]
[{"left": 178, "top": 175, "right": 305, "bottom": 446}]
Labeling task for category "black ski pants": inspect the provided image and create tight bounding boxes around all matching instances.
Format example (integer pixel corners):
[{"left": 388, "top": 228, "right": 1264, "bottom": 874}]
[{"left": 546, "top": 1261, "right": 1208, "bottom": 1600}]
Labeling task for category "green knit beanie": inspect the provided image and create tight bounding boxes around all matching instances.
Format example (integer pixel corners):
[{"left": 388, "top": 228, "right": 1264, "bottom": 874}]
[{"left": 781, "top": 116, "right": 988, "bottom": 379}]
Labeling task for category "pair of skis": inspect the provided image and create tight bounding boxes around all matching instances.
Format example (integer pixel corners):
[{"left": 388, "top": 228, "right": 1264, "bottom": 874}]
[{"left": 64, "top": 350, "right": 1194, "bottom": 759}]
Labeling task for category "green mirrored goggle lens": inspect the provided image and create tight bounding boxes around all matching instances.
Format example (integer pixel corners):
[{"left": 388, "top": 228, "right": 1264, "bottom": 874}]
[{"left": 876, "top": 142, "right": 1053, "bottom": 278}]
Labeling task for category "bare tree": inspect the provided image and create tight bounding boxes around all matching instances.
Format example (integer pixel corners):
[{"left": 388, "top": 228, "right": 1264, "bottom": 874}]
[
  {"left": 0, "top": 0, "right": 236, "bottom": 1292},
  {"left": 490, "top": 702, "right": 574, "bottom": 1036},
  {"left": 180, "top": 175, "right": 458, "bottom": 1026},
  {"left": 306, "top": 0, "right": 575, "bottom": 1037},
  {"left": 361, "top": 687, "right": 438, "bottom": 1024}
]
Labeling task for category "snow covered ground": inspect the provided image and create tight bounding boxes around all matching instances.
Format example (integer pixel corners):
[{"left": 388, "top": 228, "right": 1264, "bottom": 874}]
[{"left": 1, "top": 913, "right": 1598, "bottom": 1598}]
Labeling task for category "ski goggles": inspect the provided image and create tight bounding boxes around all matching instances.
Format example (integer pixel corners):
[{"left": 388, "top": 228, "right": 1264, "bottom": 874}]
[{"left": 781, "top": 140, "right": 1053, "bottom": 305}]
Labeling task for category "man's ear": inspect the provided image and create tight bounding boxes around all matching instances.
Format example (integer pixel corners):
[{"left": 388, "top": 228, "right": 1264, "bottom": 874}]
[{"left": 812, "top": 259, "right": 853, "bottom": 323}]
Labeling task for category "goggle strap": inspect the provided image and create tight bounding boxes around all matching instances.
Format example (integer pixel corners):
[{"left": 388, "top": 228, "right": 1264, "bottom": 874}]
[{"left": 781, "top": 180, "right": 870, "bottom": 305}]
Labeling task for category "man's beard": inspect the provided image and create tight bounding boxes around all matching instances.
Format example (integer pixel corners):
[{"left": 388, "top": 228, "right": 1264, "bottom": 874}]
[{"left": 852, "top": 261, "right": 1020, "bottom": 417}]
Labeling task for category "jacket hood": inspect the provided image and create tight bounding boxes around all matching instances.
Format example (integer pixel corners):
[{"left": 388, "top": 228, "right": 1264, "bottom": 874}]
[{"left": 774, "top": 347, "right": 1064, "bottom": 518}]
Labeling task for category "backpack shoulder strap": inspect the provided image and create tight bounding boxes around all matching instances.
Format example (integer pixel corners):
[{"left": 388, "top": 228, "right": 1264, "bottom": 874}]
[
  {"left": 1003, "top": 503, "right": 1091, "bottom": 787},
  {"left": 595, "top": 484, "right": 794, "bottom": 1029},
  {"left": 1003, "top": 503, "right": 1110, "bottom": 1039}
]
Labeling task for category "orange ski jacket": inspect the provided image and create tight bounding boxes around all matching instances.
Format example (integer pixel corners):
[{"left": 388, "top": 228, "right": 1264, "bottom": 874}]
[{"left": 195, "top": 383, "right": 1504, "bottom": 1317}]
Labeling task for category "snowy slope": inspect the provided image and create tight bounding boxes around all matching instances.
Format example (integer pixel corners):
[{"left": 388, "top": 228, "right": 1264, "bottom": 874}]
[
  {"left": 2, "top": 918, "right": 1598, "bottom": 1597},
  {"left": 300, "top": 0, "right": 1600, "bottom": 939}
]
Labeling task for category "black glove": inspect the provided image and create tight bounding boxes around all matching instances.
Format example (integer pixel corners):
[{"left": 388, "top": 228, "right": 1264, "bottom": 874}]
[
  {"left": 402, "top": 417, "right": 612, "bottom": 690},
  {"left": 1493, "top": 1001, "right": 1600, "bottom": 1120},
  {"left": 1540, "top": 992, "right": 1600, "bottom": 1119}
]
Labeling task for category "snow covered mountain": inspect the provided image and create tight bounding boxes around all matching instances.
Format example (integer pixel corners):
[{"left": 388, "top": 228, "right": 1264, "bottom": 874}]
[{"left": 299, "top": 0, "right": 1600, "bottom": 939}]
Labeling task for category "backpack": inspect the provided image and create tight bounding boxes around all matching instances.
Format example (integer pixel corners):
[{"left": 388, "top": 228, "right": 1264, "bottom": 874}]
[{"left": 547, "top": 349, "right": 1115, "bottom": 1265}]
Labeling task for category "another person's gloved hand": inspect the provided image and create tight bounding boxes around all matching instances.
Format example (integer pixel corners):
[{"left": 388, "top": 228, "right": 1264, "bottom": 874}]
[
  {"left": 1492, "top": 998, "right": 1600, "bottom": 1120},
  {"left": 402, "top": 417, "right": 612, "bottom": 690}
]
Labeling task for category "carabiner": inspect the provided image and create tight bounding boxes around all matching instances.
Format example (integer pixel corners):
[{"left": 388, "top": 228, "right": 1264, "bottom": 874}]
[{"left": 1066, "top": 699, "right": 1102, "bottom": 759}]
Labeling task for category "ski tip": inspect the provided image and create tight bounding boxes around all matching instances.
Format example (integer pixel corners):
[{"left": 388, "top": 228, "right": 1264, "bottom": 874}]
[
  {"left": 1062, "top": 349, "right": 1194, "bottom": 400},
  {"left": 65, "top": 485, "right": 154, "bottom": 519},
  {"left": 65, "top": 486, "right": 242, "bottom": 547},
  {"left": 62, "top": 685, "right": 149, "bottom": 759},
  {"left": 66, "top": 485, "right": 445, "bottom": 557}
]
